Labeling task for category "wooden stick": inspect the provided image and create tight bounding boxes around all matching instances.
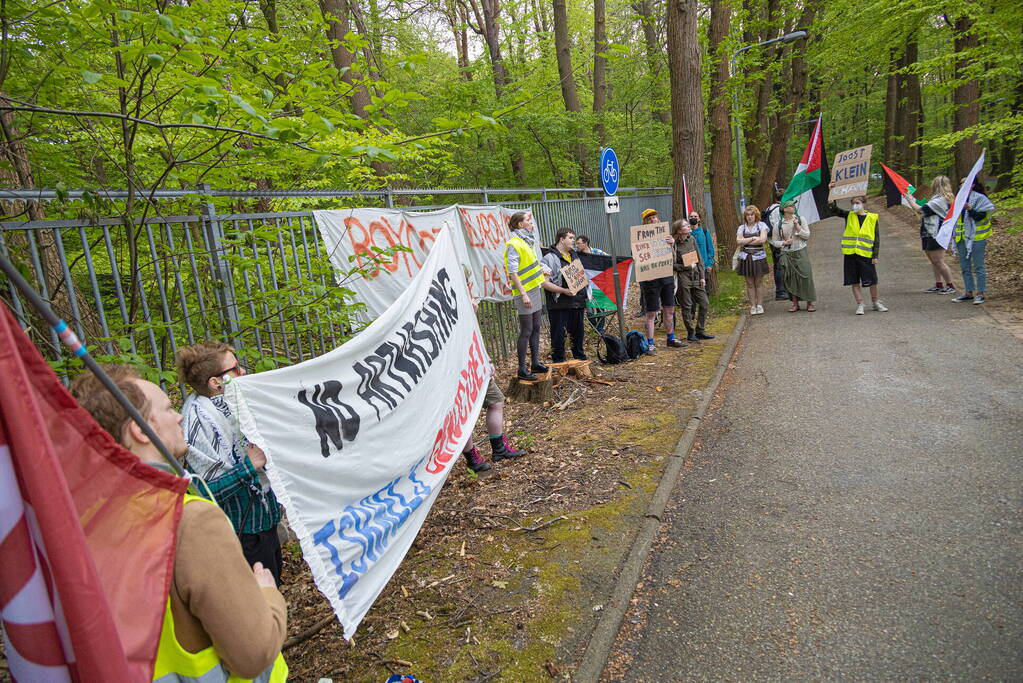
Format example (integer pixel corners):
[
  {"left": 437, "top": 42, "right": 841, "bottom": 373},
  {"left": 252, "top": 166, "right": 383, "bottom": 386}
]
[
  {"left": 283, "top": 613, "right": 337, "bottom": 649},
  {"left": 515, "top": 515, "right": 567, "bottom": 533}
]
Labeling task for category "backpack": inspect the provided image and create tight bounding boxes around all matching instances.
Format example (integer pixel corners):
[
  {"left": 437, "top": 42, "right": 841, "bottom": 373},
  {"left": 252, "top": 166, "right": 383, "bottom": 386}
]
[
  {"left": 625, "top": 330, "right": 649, "bottom": 359},
  {"left": 597, "top": 332, "right": 629, "bottom": 364}
]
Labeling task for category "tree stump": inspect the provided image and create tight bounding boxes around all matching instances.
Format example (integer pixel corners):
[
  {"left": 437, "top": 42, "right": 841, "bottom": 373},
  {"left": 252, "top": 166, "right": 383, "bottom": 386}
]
[
  {"left": 549, "top": 360, "right": 594, "bottom": 385},
  {"left": 506, "top": 370, "right": 554, "bottom": 403}
]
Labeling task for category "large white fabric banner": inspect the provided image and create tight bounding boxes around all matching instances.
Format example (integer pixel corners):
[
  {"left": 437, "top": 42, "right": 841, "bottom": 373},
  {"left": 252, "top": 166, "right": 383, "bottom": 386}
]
[
  {"left": 226, "top": 229, "right": 492, "bottom": 638},
  {"left": 313, "top": 204, "right": 539, "bottom": 319}
]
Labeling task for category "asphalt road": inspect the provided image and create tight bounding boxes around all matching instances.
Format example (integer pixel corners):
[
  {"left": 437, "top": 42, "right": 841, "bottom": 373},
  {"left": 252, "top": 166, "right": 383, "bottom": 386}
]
[{"left": 605, "top": 213, "right": 1023, "bottom": 680}]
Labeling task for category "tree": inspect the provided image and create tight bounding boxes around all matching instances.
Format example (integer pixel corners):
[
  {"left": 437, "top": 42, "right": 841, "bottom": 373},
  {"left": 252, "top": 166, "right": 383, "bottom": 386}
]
[
  {"left": 666, "top": 0, "right": 704, "bottom": 220},
  {"left": 593, "top": 0, "right": 608, "bottom": 147},
  {"left": 707, "top": 0, "right": 738, "bottom": 254},
  {"left": 552, "top": 0, "right": 588, "bottom": 184},
  {"left": 951, "top": 13, "right": 982, "bottom": 181}
]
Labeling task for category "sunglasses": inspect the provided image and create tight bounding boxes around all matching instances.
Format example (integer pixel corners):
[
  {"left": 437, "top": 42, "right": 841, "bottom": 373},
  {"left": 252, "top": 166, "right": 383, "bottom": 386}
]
[{"left": 212, "top": 361, "right": 245, "bottom": 379}]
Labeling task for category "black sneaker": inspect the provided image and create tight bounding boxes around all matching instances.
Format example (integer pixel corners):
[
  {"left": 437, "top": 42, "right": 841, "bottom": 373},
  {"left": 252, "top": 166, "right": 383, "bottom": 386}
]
[
  {"left": 951, "top": 293, "right": 973, "bottom": 303},
  {"left": 924, "top": 286, "right": 943, "bottom": 293},
  {"left": 530, "top": 362, "right": 549, "bottom": 374},
  {"left": 938, "top": 285, "right": 957, "bottom": 294},
  {"left": 517, "top": 367, "right": 537, "bottom": 381},
  {"left": 696, "top": 332, "right": 716, "bottom": 340},
  {"left": 666, "top": 338, "right": 688, "bottom": 348},
  {"left": 687, "top": 333, "right": 699, "bottom": 342}
]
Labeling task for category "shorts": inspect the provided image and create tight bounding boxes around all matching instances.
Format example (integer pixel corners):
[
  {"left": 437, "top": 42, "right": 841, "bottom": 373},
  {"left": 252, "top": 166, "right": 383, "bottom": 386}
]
[
  {"left": 843, "top": 254, "right": 878, "bottom": 287},
  {"left": 640, "top": 277, "right": 675, "bottom": 312},
  {"left": 921, "top": 232, "right": 943, "bottom": 252},
  {"left": 483, "top": 377, "right": 504, "bottom": 408}
]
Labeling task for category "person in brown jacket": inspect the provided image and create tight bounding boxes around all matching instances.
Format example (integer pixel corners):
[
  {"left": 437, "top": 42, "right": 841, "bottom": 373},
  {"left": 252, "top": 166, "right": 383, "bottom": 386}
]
[
  {"left": 672, "top": 219, "right": 715, "bottom": 343},
  {"left": 70, "top": 365, "right": 288, "bottom": 681}
]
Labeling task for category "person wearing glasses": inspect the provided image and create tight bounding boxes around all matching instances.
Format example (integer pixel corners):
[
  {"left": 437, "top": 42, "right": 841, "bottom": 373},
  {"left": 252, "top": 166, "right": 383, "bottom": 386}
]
[{"left": 177, "top": 342, "right": 284, "bottom": 585}]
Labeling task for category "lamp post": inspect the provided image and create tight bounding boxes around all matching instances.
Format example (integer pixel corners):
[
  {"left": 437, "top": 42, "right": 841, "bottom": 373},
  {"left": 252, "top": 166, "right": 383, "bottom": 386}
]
[{"left": 730, "top": 30, "right": 808, "bottom": 211}]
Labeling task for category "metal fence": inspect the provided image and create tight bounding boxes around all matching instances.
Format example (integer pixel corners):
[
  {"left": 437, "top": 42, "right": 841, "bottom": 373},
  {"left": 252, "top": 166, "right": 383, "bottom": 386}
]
[{"left": 0, "top": 186, "right": 672, "bottom": 389}]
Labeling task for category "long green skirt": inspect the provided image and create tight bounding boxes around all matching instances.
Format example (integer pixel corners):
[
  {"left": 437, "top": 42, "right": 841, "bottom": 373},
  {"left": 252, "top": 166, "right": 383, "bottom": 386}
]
[{"left": 779, "top": 248, "right": 817, "bottom": 301}]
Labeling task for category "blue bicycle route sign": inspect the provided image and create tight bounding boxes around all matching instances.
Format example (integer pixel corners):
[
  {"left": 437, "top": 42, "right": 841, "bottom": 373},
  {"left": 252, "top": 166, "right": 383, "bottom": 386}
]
[{"left": 600, "top": 147, "right": 619, "bottom": 196}]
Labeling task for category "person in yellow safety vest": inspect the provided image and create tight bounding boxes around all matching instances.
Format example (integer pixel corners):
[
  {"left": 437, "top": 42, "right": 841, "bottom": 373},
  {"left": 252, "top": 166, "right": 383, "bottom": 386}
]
[
  {"left": 70, "top": 365, "right": 288, "bottom": 683},
  {"left": 504, "top": 211, "right": 573, "bottom": 380},
  {"left": 829, "top": 187, "right": 889, "bottom": 316},
  {"left": 950, "top": 177, "right": 996, "bottom": 305}
]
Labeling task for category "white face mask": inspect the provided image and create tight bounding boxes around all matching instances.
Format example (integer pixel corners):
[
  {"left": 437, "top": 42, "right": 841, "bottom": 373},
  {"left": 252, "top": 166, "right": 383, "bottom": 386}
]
[{"left": 851, "top": 203, "right": 863, "bottom": 212}]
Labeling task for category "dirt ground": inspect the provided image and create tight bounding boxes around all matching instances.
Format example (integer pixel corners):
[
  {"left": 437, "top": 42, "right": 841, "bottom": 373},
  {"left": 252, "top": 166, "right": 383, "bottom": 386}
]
[{"left": 278, "top": 285, "right": 740, "bottom": 682}]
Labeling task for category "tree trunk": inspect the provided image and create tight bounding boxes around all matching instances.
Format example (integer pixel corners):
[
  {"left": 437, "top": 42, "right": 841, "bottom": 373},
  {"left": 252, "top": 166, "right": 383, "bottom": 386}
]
[
  {"left": 593, "top": 0, "right": 608, "bottom": 147},
  {"left": 751, "top": 0, "right": 817, "bottom": 209},
  {"left": 884, "top": 47, "right": 900, "bottom": 169},
  {"left": 743, "top": 0, "right": 780, "bottom": 188},
  {"left": 707, "top": 0, "right": 738, "bottom": 255},
  {"left": 667, "top": 0, "right": 704, "bottom": 221},
  {"left": 952, "top": 15, "right": 981, "bottom": 181},
  {"left": 899, "top": 37, "right": 922, "bottom": 182},
  {"left": 553, "top": 0, "right": 587, "bottom": 184},
  {"left": 634, "top": 0, "right": 670, "bottom": 125}
]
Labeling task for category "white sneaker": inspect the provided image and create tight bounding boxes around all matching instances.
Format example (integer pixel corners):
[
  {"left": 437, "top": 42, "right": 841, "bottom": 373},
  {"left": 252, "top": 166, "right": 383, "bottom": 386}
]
[
  {"left": 855, "top": 303, "right": 865, "bottom": 315},
  {"left": 873, "top": 301, "right": 889, "bottom": 312},
  {"left": 750, "top": 305, "right": 758, "bottom": 315}
]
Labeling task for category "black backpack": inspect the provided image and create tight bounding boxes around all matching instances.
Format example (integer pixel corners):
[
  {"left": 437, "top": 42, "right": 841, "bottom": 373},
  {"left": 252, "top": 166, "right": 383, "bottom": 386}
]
[
  {"left": 597, "top": 332, "right": 629, "bottom": 364},
  {"left": 624, "top": 330, "right": 649, "bottom": 359}
]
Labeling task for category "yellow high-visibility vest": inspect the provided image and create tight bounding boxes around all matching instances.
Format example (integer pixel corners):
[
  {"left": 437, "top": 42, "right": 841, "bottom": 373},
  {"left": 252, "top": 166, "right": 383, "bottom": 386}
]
[
  {"left": 955, "top": 214, "right": 992, "bottom": 243},
  {"left": 504, "top": 235, "right": 544, "bottom": 296},
  {"left": 841, "top": 212, "right": 878, "bottom": 258},
  {"left": 153, "top": 494, "right": 288, "bottom": 683}
]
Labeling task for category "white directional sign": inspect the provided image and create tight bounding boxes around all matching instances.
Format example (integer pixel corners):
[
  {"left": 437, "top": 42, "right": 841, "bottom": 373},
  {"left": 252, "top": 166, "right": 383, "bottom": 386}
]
[{"left": 604, "top": 195, "right": 620, "bottom": 214}]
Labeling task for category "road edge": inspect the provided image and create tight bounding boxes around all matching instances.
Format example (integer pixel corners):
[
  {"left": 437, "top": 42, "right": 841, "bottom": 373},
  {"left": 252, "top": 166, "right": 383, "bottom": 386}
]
[{"left": 573, "top": 311, "right": 748, "bottom": 682}]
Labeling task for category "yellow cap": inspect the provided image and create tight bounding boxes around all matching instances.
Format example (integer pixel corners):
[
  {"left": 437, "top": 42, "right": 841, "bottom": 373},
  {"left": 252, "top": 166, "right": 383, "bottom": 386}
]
[{"left": 641, "top": 208, "right": 658, "bottom": 220}]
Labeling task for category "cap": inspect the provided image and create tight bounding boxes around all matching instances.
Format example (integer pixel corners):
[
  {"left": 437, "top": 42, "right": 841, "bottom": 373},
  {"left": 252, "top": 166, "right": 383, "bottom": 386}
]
[{"left": 641, "top": 208, "right": 658, "bottom": 220}]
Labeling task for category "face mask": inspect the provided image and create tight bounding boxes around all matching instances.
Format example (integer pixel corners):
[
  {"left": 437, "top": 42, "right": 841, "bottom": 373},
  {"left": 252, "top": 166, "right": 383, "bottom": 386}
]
[
  {"left": 852, "top": 203, "right": 863, "bottom": 212},
  {"left": 688, "top": 217, "right": 698, "bottom": 226}
]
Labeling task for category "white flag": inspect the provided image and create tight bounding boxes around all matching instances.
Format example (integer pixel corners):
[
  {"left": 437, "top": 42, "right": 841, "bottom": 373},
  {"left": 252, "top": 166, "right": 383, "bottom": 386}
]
[{"left": 936, "top": 151, "right": 985, "bottom": 249}]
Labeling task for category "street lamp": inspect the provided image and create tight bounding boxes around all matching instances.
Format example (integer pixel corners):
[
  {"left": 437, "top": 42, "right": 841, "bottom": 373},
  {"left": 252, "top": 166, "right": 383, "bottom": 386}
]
[{"left": 730, "top": 30, "right": 808, "bottom": 211}]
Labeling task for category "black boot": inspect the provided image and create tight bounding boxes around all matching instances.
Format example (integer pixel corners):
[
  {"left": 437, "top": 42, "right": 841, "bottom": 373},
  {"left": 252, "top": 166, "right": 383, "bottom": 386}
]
[
  {"left": 518, "top": 365, "right": 537, "bottom": 381},
  {"left": 463, "top": 447, "right": 492, "bottom": 473},
  {"left": 491, "top": 434, "right": 526, "bottom": 462}
]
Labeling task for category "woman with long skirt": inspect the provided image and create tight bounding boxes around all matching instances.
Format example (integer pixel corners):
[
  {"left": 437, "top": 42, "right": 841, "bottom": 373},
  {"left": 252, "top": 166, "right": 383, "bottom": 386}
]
[{"left": 771, "top": 200, "right": 817, "bottom": 312}]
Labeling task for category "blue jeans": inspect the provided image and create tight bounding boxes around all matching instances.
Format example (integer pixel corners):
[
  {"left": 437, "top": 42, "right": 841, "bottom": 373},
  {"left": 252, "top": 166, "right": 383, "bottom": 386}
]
[{"left": 955, "top": 239, "right": 987, "bottom": 292}]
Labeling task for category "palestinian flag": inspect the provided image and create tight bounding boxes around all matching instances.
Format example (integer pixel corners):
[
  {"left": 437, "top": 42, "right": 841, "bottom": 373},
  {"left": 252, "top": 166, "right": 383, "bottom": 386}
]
[
  {"left": 578, "top": 252, "right": 633, "bottom": 312},
  {"left": 682, "top": 174, "right": 694, "bottom": 216},
  {"left": 781, "top": 115, "right": 830, "bottom": 224},
  {"left": 881, "top": 163, "right": 918, "bottom": 209}
]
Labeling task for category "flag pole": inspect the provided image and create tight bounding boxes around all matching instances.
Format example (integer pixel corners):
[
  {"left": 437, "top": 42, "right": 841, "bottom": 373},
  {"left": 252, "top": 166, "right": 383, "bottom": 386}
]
[{"left": 0, "top": 252, "right": 189, "bottom": 478}]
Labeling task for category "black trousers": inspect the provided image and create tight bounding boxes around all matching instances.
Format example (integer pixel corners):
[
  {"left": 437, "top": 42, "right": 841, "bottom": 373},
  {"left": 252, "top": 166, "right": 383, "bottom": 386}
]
[
  {"left": 770, "top": 245, "right": 787, "bottom": 297},
  {"left": 548, "top": 308, "right": 585, "bottom": 362},
  {"left": 240, "top": 527, "right": 284, "bottom": 586}
]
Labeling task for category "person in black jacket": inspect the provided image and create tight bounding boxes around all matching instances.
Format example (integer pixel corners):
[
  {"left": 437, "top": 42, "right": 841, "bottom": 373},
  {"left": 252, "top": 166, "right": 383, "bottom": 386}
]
[{"left": 541, "top": 228, "right": 590, "bottom": 362}]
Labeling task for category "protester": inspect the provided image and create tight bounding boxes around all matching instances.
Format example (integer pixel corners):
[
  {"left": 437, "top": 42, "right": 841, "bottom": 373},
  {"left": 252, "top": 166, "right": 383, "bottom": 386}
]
[
  {"left": 672, "top": 219, "right": 715, "bottom": 342},
  {"left": 576, "top": 235, "right": 608, "bottom": 256},
  {"left": 177, "top": 342, "right": 284, "bottom": 585},
  {"left": 689, "top": 210, "right": 715, "bottom": 280},
  {"left": 462, "top": 270, "right": 526, "bottom": 473},
  {"left": 912, "top": 175, "right": 957, "bottom": 294},
  {"left": 70, "top": 365, "right": 288, "bottom": 682},
  {"left": 830, "top": 190, "right": 889, "bottom": 315},
  {"left": 735, "top": 205, "right": 770, "bottom": 315},
  {"left": 762, "top": 184, "right": 788, "bottom": 301},
  {"left": 504, "top": 212, "right": 573, "bottom": 380},
  {"left": 541, "top": 228, "right": 590, "bottom": 363},
  {"left": 950, "top": 177, "right": 995, "bottom": 305},
  {"left": 770, "top": 200, "right": 817, "bottom": 312},
  {"left": 639, "top": 208, "right": 684, "bottom": 352}
]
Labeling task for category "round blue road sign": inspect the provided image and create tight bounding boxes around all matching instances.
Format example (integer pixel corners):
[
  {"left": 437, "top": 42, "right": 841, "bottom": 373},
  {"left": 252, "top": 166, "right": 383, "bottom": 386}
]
[{"left": 600, "top": 147, "right": 619, "bottom": 196}]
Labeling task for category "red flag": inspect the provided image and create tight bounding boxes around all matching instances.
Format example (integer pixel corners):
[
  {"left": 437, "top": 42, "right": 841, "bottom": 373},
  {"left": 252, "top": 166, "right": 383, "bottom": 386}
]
[
  {"left": 0, "top": 302, "right": 187, "bottom": 681},
  {"left": 682, "top": 174, "right": 694, "bottom": 216}
]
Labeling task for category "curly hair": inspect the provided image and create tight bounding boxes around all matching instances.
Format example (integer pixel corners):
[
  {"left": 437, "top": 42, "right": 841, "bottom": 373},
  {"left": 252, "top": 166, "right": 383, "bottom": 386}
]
[
  {"left": 176, "top": 341, "right": 234, "bottom": 396},
  {"left": 743, "top": 204, "right": 762, "bottom": 223}
]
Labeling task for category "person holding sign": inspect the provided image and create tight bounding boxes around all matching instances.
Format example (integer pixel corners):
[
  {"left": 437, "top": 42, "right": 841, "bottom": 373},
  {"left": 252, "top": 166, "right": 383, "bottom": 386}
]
[
  {"left": 672, "top": 219, "right": 714, "bottom": 342},
  {"left": 638, "top": 208, "right": 685, "bottom": 351},
  {"left": 829, "top": 188, "right": 889, "bottom": 315},
  {"left": 504, "top": 212, "right": 574, "bottom": 380},
  {"left": 735, "top": 205, "right": 771, "bottom": 315},
  {"left": 770, "top": 200, "right": 817, "bottom": 312},
  {"left": 541, "top": 228, "right": 591, "bottom": 363},
  {"left": 950, "top": 177, "right": 996, "bottom": 305}
]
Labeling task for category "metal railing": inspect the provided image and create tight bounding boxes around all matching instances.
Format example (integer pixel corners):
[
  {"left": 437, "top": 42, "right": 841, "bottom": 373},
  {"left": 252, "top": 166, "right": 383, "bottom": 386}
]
[{"left": 0, "top": 186, "right": 672, "bottom": 389}]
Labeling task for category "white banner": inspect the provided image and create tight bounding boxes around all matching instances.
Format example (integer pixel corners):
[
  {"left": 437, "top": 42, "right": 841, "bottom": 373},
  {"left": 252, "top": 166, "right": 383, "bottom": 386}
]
[
  {"left": 936, "top": 151, "right": 985, "bottom": 249},
  {"left": 226, "top": 229, "right": 492, "bottom": 638},
  {"left": 313, "top": 205, "right": 539, "bottom": 319}
]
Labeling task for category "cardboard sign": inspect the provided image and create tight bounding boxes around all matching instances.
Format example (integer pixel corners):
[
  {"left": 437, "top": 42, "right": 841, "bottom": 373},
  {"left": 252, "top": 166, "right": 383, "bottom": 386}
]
[
  {"left": 829, "top": 145, "right": 873, "bottom": 201},
  {"left": 561, "top": 258, "right": 589, "bottom": 294},
  {"left": 681, "top": 250, "right": 699, "bottom": 268},
  {"left": 629, "top": 222, "right": 674, "bottom": 282}
]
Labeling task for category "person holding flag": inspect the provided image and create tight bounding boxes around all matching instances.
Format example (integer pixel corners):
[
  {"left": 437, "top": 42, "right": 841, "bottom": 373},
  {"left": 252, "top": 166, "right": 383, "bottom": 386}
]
[
  {"left": 770, "top": 200, "right": 817, "bottom": 312},
  {"left": 950, "top": 177, "right": 995, "bottom": 305},
  {"left": 911, "top": 175, "right": 958, "bottom": 294}
]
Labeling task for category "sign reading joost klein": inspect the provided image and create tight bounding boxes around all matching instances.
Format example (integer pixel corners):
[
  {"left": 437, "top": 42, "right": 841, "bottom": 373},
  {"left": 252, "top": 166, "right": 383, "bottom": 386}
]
[
  {"left": 829, "top": 144, "right": 873, "bottom": 202},
  {"left": 629, "top": 221, "right": 674, "bottom": 282},
  {"left": 600, "top": 147, "right": 620, "bottom": 196}
]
